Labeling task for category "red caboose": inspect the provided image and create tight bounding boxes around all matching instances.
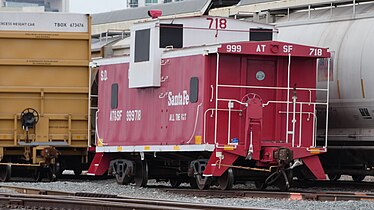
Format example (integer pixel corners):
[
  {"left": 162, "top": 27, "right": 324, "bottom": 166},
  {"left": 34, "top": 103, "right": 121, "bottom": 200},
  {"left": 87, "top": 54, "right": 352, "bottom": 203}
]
[{"left": 89, "top": 16, "right": 330, "bottom": 191}]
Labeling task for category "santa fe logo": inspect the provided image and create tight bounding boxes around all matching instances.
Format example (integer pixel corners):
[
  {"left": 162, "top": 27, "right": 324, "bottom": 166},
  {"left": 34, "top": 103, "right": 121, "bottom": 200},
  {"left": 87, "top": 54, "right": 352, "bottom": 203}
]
[{"left": 168, "top": 90, "right": 189, "bottom": 106}]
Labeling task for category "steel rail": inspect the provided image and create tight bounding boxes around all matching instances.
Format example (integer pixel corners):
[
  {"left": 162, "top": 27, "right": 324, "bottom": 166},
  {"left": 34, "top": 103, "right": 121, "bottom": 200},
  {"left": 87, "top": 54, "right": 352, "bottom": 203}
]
[
  {"left": 163, "top": 188, "right": 374, "bottom": 202},
  {"left": 0, "top": 185, "right": 264, "bottom": 210},
  {"left": 4, "top": 184, "right": 374, "bottom": 202},
  {"left": 0, "top": 193, "right": 264, "bottom": 210},
  {"left": 3, "top": 184, "right": 374, "bottom": 208}
]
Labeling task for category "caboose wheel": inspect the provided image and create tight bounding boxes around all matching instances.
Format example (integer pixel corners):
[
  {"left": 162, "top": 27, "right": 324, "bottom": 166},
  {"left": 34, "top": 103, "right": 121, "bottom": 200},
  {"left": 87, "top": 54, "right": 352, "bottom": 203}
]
[
  {"left": 189, "top": 159, "right": 211, "bottom": 190},
  {"left": 276, "top": 170, "right": 293, "bottom": 191},
  {"left": 327, "top": 174, "right": 341, "bottom": 181},
  {"left": 0, "top": 165, "right": 11, "bottom": 182},
  {"left": 134, "top": 160, "right": 148, "bottom": 187},
  {"left": 352, "top": 175, "right": 365, "bottom": 182},
  {"left": 113, "top": 160, "right": 134, "bottom": 185},
  {"left": 218, "top": 168, "right": 234, "bottom": 190},
  {"left": 277, "top": 177, "right": 290, "bottom": 191},
  {"left": 73, "top": 167, "right": 82, "bottom": 176},
  {"left": 169, "top": 178, "right": 181, "bottom": 188},
  {"left": 254, "top": 180, "right": 266, "bottom": 190},
  {"left": 195, "top": 174, "right": 211, "bottom": 190},
  {"left": 189, "top": 177, "right": 198, "bottom": 189},
  {"left": 265, "top": 169, "right": 292, "bottom": 191},
  {"left": 116, "top": 172, "right": 132, "bottom": 185}
]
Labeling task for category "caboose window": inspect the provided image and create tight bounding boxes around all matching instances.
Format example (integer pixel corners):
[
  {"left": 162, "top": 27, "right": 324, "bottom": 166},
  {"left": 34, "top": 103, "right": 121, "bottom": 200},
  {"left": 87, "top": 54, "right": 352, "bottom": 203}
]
[
  {"left": 135, "top": 29, "right": 150, "bottom": 62},
  {"left": 111, "top": 83, "right": 118, "bottom": 109},
  {"left": 249, "top": 28, "right": 273, "bottom": 41},
  {"left": 159, "top": 24, "right": 183, "bottom": 48},
  {"left": 190, "top": 77, "right": 198, "bottom": 103}
]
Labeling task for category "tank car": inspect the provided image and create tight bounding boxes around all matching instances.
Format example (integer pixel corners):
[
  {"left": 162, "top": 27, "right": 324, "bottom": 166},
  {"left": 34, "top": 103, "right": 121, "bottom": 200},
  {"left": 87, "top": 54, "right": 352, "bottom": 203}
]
[
  {"left": 88, "top": 16, "right": 330, "bottom": 190},
  {"left": 0, "top": 12, "right": 92, "bottom": 181},
  {"left": 275, "top": 2, "right": 374, "bottom": 181}
]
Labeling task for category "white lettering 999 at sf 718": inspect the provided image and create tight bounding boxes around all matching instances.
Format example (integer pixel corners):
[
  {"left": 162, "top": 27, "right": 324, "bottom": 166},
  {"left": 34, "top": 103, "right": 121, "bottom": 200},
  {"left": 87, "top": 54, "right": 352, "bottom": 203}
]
[{"left": 126, "top": 110, "right": 141, "bottom": 121}]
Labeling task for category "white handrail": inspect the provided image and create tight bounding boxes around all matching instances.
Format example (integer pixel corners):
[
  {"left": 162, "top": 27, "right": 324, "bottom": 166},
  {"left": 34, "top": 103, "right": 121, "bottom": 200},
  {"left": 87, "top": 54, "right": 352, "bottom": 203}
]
[
  {"left": 214, "top": 53, "right": 220, "bottom": 145},
  {"left": 203, "top": 108, "right": 242, "bottom": 144},
  {"left": 286, "top": 53, "right": 291, "bottom": 143},
  {"left": 95, "top": 110, "right": 106, "bottom": 146},
  {"left": 263, "top": 100, "right": 328, "bottom": 107},
  {"left": 291, "top": 93, "right": 297, "bottom": 147},
  {"left": 298, "top": 104, "right": 303, "bottom": 147},
  {"left": 325, "top": 58, "right": 331, "bottom": 148},
  {"left": 210, "top": 53, "right": 330, "bottom": 151},
  {"left": 218, "top": 98, "right": 248, "bottom": 106},
  {"left": 218, "top": 84, "right": 328, "bottom": 92},
  {"left": 210, "top": 85, "right": 214, "bottom": 102},
  {"left": 186, "top": 103, "right": 203, "bottom": 144},
  {"left": 313, "top": 104, "right": 317, "bottom": 147},
  {"left": 227, "top": 101, "right": 232, "bottom": 144}
]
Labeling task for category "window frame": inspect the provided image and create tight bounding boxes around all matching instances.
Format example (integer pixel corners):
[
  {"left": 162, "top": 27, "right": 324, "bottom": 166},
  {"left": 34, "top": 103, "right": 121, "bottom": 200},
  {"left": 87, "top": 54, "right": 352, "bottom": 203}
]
[
  {"left": 111, "top": 83, "right": 119, "bottom": 109},
  {"left": 190, "top": 77, "right": 199, "bottom": 103}
]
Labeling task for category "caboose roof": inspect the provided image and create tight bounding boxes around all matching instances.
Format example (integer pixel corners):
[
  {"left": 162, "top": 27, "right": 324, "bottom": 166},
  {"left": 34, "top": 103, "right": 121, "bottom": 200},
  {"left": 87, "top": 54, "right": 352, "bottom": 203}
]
[{"left": 92, "top": 40, "right": 330, "bottom": 67}]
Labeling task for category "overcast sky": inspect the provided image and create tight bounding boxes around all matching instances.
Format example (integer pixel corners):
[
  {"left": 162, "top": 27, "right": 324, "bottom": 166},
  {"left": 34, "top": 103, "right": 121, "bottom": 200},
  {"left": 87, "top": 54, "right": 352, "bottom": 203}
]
[{"left": 69, "top": 0, "right": 128, "bottom": 14}]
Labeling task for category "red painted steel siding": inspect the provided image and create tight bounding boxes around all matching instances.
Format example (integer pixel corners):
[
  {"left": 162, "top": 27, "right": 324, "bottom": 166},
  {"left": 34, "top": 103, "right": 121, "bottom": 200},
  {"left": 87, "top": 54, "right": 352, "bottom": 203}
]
[
  {"left": 97, "top": 45, "right": 319, "bottom": 149},
  {"left": 205, "top": 54, "right": 317, "bottom": 147},
  {"left": 98, "top": 55, "right": 207, "bottom": 146}
]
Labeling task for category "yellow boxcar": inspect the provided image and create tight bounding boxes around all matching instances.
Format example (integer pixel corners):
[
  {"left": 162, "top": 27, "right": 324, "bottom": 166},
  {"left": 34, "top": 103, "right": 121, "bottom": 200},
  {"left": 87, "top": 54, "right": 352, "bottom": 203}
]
[{"left": 0, "top": 12, "right": 91, "bottom": 181}]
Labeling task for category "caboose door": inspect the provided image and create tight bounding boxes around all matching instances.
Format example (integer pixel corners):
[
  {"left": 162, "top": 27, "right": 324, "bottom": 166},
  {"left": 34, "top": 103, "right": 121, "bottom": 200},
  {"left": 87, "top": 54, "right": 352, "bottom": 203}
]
[{"left": 246, "top": 59, "right": 277, "bottom": 141}]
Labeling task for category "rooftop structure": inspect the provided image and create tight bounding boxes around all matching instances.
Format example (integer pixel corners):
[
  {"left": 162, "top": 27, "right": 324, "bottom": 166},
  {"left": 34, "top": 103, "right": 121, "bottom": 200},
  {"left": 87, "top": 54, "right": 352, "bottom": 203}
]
[
  {"left": 0, "top": 0, "right": 68, "bottom": 12},
  {"left": 92, "top": 0, "right": 239, "bottom": 34}
]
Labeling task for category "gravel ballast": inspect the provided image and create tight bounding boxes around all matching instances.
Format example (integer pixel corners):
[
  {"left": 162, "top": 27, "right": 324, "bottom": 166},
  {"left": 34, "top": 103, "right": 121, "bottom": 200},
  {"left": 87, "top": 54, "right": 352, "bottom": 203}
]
[{"left": 1, "top": 176, "right": 374, "bottom": 210}]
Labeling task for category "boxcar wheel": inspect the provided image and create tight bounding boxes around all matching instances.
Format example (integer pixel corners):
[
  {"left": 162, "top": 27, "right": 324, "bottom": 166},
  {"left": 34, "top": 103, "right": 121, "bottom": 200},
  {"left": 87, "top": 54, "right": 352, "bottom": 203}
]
[
  {"left": 55, "top": 162, "right": 63, "bottom": 177},
  {"left": 47, "top": 164, "right": 58, "bottom": 182},
  {"left": 134, "top": 160, "right": 148, "bottom": 187},
  {"left": 47, "top": 171, "right": 57, "bottom": 182},
  {"left": 0, "top": 165, "right": 11, "bottom": 182},
  {"left": 34, "top": 169, "right": 43, "bottom": 182},
  {"left": 352, "top": 175, "right": 365, "bottom": 182},
  {"left": 218, "top": 168, "right": 234, "bottom": 190}
]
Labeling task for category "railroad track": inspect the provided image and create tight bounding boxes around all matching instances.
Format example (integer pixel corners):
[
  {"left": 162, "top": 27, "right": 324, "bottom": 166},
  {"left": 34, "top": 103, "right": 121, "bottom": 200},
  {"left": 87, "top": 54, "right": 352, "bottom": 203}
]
[
  {"left": 0, "top": 185, "right": 263, "bottom": 210},
  {"left": 292, "top": 179, "right": 374, "bottom": 189},
  {"left": 1, "top": 183, "right": 374, "bottom": 210},
  {"left": 163, "top": 188, "right": 374, "bottom": 201}
]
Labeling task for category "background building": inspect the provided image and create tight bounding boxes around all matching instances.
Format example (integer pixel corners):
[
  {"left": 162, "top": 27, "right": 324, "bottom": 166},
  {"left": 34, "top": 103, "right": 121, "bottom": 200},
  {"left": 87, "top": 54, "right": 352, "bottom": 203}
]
[
  {"left": 127, "top": 0, "right": 184, "bottom": 8},
  {"left": 0, "top": 0, "right": 69, "bottom": 12}
]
